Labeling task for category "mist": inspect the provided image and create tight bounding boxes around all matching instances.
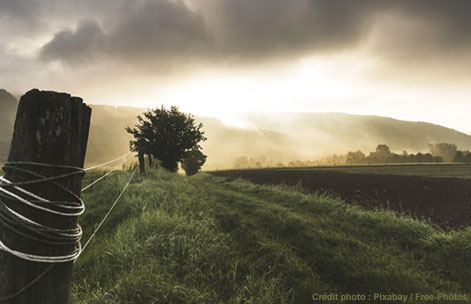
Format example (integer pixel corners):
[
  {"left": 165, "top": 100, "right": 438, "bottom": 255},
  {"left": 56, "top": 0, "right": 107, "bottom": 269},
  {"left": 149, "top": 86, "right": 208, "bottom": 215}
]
[
  {"left": 198, "top": 112, "right": 471, "bottom": 170},
  {"left": 2, "top": 89, "right": 470, "bottom": 170}
]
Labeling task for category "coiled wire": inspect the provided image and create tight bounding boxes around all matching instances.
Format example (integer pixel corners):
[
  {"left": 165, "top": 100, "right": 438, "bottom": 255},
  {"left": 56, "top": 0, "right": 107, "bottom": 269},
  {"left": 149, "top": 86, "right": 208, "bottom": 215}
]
[
  {"left": 0, "top": 156, "right": 136, "bottom": 301},
  {"left": 0, "top": 161, "right": 84, "bottom": 263}
]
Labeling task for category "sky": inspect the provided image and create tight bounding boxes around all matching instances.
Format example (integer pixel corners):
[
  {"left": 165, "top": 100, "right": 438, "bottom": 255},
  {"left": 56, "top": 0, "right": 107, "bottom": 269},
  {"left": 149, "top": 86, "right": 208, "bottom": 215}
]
[{"left": 1, "top": 0, "right": 470, "bottom": 133}]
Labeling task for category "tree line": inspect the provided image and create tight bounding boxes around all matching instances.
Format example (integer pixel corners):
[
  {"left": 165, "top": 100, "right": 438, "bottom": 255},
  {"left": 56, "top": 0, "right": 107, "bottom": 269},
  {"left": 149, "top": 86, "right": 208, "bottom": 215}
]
[
  {"left": 345, "top": 144, "right": 441, "bottom": 165},
  {"left": 429, "top": 143, "right": 471, "bottom": 163},
  {"left": 232, "top": 143, "right": 471, "bottom": 169}
]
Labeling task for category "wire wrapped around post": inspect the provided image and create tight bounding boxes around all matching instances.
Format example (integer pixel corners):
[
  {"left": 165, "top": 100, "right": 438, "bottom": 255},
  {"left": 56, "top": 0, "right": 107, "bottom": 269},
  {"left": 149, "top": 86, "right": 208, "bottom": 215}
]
[
  {"left": 0, "top": 162, "right": 85, "bottom": 263},
  {"left": 0, "top": 89, "right": 91, "bottom": 304}
]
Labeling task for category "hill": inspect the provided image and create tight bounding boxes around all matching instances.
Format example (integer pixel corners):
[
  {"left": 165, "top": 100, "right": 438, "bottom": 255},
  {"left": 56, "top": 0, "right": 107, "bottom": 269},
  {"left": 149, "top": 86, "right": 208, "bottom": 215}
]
[
  {"left": 82, "top": 109, "right": 471, "bottom": 169},
  {"left": 1, "top": 89, "right": 471, "bottom": 169},
  {"left": 72, "top": 168, "right": 471, "bottom": 303},
  {"left": 0, "top": 89, "right": 17, "bottom": 162},
  {"left": 240, "top": 112, "right": 471, "bottom": 156},
  {"left": 85, "top": 105, "right": 143, "bottom": 164}
]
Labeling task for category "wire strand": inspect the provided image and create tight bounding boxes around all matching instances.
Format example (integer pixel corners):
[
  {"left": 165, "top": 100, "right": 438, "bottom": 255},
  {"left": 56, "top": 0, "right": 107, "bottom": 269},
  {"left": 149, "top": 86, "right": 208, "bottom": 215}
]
[
  {"left": 0, "top": 162, "right": 84, "bottom": 301},
  {"left": 84, "top": 152, "right": 133, "bottom": 172},
  {"left": 78, "top": 168, "right": 137, "bottom": 257},
  {"left": 0, "top": 177, "right": 84, "bottom": 217},
  {"left": 0, "top": 163, "right": 84, "bottom": 259},
  {"left": 81, "top": 156, "right": 132, "bottom": 192},
  {"left": 0, "top": 166, "right": 137, "bottom": 300}
]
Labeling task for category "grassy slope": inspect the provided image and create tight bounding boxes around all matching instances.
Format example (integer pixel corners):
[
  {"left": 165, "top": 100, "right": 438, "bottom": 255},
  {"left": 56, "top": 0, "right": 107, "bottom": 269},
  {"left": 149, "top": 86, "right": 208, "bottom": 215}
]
[{"left": 73, "top": 169, "right": 471, "bottom": 303}]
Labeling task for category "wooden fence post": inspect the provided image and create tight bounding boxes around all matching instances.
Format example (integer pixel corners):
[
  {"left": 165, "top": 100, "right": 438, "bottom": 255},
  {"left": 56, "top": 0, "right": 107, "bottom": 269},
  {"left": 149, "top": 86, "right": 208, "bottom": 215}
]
[
  {"left": 0, "top": 89, "right": 91, "bottom": 303},
  {"left": 138, "top": 151, "right": 145, "bottom": 174}
]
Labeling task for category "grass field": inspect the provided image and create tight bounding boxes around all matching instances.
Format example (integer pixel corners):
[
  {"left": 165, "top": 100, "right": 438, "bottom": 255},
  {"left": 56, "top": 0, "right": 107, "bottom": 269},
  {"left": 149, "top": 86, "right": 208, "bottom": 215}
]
[
  {"left": 71, "top": 168, "right": 471, "bottom": 303},
  {"left": 219, "top": 163, "right": 471, "bottom": 179}
]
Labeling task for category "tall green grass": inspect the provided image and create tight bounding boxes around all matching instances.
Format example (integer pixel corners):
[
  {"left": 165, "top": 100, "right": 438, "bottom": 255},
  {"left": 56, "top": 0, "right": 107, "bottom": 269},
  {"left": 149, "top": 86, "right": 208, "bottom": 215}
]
[{"left": 72, "top": 168, "right": 471, "bottom": 303}]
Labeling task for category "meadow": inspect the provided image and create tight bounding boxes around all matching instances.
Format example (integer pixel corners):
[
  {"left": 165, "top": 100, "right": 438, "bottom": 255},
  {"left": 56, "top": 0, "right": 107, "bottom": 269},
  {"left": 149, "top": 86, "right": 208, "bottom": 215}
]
[{"left": 72, "top": 168, "right": 471, "bottom": 303}]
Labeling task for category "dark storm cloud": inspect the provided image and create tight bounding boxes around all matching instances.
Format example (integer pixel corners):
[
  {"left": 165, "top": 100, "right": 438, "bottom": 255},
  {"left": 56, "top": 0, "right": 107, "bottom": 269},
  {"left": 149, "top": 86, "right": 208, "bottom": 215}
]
[
  {"left": 207, "top": 0, "right": 471, "bottom": 63},
  {"left": 39, "top": 0, "right": 213, "bottom": 66},
  {"left": 40, "top": 20, "right": 106, "bottom": 63},
  {"left": 204, "top": 0, "right": 378, "bottom": 58},
  {"left": 40, "top": 0, "right": 378, "bottom": 65},
  {"left": 107, "top": 1, "right": 213, "bottom": 60},
  {"left": 32, "top": 0, "right": 471, "bottom": 74},
  {"left": 371, "top": 0, "right": 471, "bottom": 62}
]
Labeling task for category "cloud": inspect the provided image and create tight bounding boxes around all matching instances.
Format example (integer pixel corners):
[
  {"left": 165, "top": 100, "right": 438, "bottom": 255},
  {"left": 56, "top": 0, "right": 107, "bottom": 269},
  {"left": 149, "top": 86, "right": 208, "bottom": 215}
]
[
  {"left": 3, "top": 0, "right": 471, "bottom": 85},
  {"left": 39, "top": 0, "right": 213, "bottom": 68},
  {"left": 357, "top": 0, "right": 471, "bottom": 82},
  {"left": 371, "top": 1, "right": 471, "bottom": 58},
  {"left": 0, "top": 0, "right": 35, "bottom": 16},
  {"left": 0, "top": 0, "right": 43, "bottom": 36},
  {"left": 204, "top": 0, "right": 471, "bottom": 67},
  {"left": 40, "top": 20, "right": 106, "bottom": 64},
  {"left": 0, "top": 45, "right": 48, "bottom": 95},
  {"left": 202, "top": 0, "right": 377, "bottom": 59},
  {"left": 107, "top": 0, "right": 212, "bottom": 60},
  {"left": 39, "top": 0, "right": 379, "bottom": 67}
]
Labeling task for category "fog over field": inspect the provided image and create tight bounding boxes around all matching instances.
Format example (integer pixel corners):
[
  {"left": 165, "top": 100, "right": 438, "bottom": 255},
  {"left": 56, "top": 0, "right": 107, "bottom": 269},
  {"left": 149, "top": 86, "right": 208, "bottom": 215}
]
[{"left": 2, "top": 90, "right": 471, "bottom": 169}]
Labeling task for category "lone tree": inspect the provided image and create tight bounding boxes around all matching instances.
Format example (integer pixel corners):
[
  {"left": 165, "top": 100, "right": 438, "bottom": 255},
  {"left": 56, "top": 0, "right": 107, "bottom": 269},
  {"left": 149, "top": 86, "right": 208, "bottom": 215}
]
[
  {"left": 126, "top": 106, "right": 206, "bottom": 172},
  {"left": 181, "top": 149, "right": 207, "bottom": 176}
]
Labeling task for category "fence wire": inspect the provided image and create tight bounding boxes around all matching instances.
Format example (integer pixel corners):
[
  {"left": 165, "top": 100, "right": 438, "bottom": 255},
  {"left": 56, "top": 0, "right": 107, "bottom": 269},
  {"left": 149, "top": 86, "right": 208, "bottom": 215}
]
[{"left": 0, "top": 155, "right": 137, "bottom": 301}]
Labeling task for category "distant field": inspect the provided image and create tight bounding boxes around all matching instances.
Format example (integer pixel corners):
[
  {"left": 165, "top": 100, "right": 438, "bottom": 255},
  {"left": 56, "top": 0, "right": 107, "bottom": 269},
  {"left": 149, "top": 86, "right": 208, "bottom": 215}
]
[
  {"left": 215, "top": 163, "right": 471, "bottom": 179},
  {"left": 276, "top": 163, "right": 471, "bottom": 179}
]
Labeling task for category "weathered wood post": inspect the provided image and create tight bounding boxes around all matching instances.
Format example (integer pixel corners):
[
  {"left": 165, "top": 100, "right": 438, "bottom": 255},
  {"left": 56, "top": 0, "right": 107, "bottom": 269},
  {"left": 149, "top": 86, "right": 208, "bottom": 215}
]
[
  {"left": 0, "top": 89, "right": 91, "bottom": 303},
  {"left": 138, "top": 151, "right": 145, "bottom": 174}
]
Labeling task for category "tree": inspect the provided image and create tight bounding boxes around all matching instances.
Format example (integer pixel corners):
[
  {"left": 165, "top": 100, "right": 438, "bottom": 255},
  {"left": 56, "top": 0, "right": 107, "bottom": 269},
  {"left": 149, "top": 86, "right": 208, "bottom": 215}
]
[
  {"left": 453, "top": 150, "right": 471, "bottom": 163},
  {"left": 429, "top": 143, "right": 457, "bottom": 162},
  {"left": 181, "top": 149, "right": 207, "bottom": 176},
  {"left": 453, "top": 151, "right": 465, "bottom": 163},
  {"left": 464, "top": 152, "right": 471, "bottom": 164},
  {"left": 233, "top": 156, "right": 249, "bottom": 169},
  {"left": 126, "top": 106, "right": 206, "bottom": 172},
  {"left": 416, "top": 152, "right": 424, "bottom": 163},
  {"left": 423, "top": 153, "right": 434, "bottom": 163},
  {"left": 375, "top": 144, "right": 391, "bottom": 155},
  {"left": 368, "top": 144, "right": 392, "bottom": 163},
  {"left": 346, "top": 150, "right": 365, "bottom": 164}
]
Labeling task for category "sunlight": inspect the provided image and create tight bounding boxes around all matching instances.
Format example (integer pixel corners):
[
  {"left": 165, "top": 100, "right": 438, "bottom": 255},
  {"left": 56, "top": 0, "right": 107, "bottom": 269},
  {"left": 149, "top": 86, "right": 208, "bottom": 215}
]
[{"left": 145, "top": 57, "right": 371, "bottom": 127}]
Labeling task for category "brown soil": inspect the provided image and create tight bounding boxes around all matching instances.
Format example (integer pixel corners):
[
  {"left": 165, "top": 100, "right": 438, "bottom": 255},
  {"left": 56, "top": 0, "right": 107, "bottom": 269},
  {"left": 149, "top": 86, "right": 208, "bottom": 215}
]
[{"left": 210, "top": 169, "right": 471, "bottom": 230}]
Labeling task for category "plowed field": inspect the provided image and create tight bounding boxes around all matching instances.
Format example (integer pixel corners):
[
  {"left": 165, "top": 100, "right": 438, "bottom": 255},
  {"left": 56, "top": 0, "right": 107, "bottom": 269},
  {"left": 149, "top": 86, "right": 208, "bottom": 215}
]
[{"left": 210, "top": 168, "right": 471, "bottom": 230}]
